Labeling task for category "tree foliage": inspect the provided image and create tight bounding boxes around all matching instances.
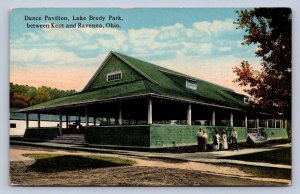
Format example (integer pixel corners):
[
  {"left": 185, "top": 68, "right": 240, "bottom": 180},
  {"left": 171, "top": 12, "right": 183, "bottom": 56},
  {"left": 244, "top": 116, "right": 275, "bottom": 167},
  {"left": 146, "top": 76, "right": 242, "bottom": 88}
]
[
  {"left": 233, "top": 8, "right": 291, "bottom": 118},
  {"left": 10, "top": 83, "right": 76, "bottom": 108}
]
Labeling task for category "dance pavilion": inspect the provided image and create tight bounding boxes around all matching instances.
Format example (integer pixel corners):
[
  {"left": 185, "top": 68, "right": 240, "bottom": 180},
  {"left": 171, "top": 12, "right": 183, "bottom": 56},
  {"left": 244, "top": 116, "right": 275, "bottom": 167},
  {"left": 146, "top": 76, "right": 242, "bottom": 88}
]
[{"left": 17, "top": 51, "right": 288, "bottom": 148}]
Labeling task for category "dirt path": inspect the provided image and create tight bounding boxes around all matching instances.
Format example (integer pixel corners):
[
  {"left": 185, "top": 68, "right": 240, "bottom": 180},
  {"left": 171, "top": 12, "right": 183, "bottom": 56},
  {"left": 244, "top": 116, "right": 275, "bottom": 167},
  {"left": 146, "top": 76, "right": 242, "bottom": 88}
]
[{"left": 9, "top": 145, "right": 290, "bottom": 186}]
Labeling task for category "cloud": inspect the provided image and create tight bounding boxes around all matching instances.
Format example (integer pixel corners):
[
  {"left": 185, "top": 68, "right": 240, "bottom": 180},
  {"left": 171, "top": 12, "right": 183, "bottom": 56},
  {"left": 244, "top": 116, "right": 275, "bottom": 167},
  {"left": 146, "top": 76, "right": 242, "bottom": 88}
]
[
  {"left": 10, "top": 47, "right": 106, "bottom": 67},
  {"left": 10, "top": 18, "right": 258, "bottom": 91},
  {"left": 11, "top": 18, "right": 247, "bottom": 60},
  {"left": 193, "top": 19, "right": 235, "bottom": 35}
]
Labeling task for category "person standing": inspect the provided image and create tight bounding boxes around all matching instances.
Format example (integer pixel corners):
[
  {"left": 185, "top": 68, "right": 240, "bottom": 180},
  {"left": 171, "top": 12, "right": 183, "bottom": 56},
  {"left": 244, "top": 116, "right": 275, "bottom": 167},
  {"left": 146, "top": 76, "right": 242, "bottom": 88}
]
[
  {"left": 202, "top": 130, "right": 208, "bottom": 151},
  {"left": 196, "top": 128, "right": 203, "bottom": 151},
  {"left": 231, "top": 128, "right": 239, "bottom": 151},
  {"left": 222, "top": 130, "right": 228, "bottom": 150},
  {"left": 213, "top": 131, "right": 220, "bottom": 151}
]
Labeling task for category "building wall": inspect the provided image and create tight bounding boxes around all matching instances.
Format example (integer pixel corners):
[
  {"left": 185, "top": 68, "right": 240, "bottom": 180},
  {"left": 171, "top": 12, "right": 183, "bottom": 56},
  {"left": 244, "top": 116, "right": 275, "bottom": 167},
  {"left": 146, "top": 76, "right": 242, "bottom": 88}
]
[
  {"left": 85, "top": 125, "right": 248, "bottom": 148},
  {"left": 85, "top": 125, "right": 150, "bottom": 147},
  {"left": 261, "top": 128, "right": 288, "bottom": 140},
  {"left": 10, "top": 120, "right": 60, "bottom": 136},
  {"left": 23, "top": 127, "right": 60, "bottom": 140},
  {"left": 149, "top": 125, "right": 248, "bottom": 148}
]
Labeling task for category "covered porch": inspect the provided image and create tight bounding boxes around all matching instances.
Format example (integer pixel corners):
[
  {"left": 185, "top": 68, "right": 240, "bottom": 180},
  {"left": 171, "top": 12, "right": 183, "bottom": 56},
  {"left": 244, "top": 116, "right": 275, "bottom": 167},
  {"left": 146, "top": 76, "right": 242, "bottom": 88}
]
[{"left": 22, "top": 95, "right": 288, "bottom": 148}]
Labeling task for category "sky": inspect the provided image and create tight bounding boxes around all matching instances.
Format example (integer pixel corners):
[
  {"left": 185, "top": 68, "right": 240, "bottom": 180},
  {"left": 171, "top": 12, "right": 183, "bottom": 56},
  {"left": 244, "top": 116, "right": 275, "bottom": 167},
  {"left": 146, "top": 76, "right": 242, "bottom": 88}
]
[{"left": 10, "top": 8, "right": 260, "bottom": 93}]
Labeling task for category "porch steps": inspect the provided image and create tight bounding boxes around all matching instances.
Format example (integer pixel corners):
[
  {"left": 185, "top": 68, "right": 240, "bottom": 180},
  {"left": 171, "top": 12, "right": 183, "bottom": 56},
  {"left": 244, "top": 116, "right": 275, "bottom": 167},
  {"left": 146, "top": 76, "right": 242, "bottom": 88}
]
[
  {"left": 48, "top": 134, "right": 87, "bottom": 145},
  {"left": 247, "top": 133, "right": 268, "bottom": 143}
]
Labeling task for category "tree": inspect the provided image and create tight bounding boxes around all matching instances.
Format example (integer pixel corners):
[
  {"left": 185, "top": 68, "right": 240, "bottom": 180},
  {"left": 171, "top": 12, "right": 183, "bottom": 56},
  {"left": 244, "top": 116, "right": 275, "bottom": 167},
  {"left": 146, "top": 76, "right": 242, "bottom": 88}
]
[
  {"left": 10, "top": 92, "right": 29, "bottom": 108},
  {"left": 31, "top": 87, "right": 51, "bottom": 104},
  {"left": 233, "top": 8, "right": 291, "bottom": 118},
  {"left": 10, "top": 83, "right": 77, "bottom": 108}
]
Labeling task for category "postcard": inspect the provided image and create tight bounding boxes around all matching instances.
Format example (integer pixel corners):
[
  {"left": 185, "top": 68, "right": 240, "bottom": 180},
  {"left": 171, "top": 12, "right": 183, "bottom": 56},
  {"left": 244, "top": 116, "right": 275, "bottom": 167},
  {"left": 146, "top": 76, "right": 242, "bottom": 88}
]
[{"left": 9, "top": 8, "right": 291, "bottom": 186}]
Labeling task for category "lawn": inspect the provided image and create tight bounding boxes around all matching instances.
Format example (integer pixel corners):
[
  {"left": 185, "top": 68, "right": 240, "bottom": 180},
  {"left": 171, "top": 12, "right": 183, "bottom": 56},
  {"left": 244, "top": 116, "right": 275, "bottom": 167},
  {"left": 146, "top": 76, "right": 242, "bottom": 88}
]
[
  {"left": 221, "top": 147, "right": 291, "bottom": 165},
  {"left": 217, "top": 163, "right": 291, "bottom": 180},
  {"left": 23, "top": 153, "right": 135, "bottom": 172}
]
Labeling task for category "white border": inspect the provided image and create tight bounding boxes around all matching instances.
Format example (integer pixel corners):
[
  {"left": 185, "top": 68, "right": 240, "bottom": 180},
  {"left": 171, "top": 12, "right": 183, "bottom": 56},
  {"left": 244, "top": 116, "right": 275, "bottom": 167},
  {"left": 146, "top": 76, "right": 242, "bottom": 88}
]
[{"left": 1, "top": 1, "right": 299, "bottom": 194}]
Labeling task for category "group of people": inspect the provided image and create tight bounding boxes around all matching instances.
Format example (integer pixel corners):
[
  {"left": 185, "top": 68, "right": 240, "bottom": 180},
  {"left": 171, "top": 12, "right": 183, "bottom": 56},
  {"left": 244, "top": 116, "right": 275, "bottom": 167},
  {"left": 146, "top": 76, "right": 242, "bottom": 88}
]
[{"left": 196, "top": 128, "right": 239, "bottom": 152}]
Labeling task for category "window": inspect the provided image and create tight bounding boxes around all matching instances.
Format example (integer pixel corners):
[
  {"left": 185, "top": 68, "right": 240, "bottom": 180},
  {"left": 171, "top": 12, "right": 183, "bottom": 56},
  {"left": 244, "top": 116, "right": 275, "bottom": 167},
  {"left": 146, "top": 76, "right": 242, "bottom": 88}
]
[
  {"left": 244, "top": 97, "right": 250, "bottom": 104},
  {"left": 10, "top": 123, "right": 16, "bottom": 128},
  {"left": 186, "top": 79, "right": 197, "bottom": 90},
  {"left": 107, "top": 71, "right": 122, "bottom": 82}
]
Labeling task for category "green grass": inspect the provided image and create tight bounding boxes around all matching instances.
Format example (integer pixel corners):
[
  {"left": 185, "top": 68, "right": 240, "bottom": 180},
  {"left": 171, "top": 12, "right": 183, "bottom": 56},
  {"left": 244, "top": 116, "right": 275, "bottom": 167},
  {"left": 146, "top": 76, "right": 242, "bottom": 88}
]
[
  {"left": 216, "top": 163, "right": 291, "bottom": 180},
  {"left": 239, "top": 139, "right": 291, "bottom": 148},
  {"left": 23, "top": 153, "right": 135, "bottom": 172},
  {"left": 221, "top": 147, "right": 291, "bottom": 165}
]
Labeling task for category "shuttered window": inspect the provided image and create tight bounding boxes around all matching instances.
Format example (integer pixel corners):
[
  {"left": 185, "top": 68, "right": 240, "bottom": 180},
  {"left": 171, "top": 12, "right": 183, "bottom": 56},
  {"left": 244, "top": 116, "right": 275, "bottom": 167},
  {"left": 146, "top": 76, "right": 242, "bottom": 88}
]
[
  {"left": 107, "top": 71, "right": 122, "bottom": 82},
  {"left": 186, "top": 79, "right": 197, "bottom": 90}
]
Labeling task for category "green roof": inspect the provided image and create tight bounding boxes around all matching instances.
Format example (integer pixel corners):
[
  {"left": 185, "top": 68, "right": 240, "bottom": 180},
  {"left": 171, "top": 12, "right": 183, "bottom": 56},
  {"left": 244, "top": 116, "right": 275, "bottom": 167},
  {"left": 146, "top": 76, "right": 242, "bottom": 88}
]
[{"left": 18, "top": 51, "right": 249, "bottom": 112}]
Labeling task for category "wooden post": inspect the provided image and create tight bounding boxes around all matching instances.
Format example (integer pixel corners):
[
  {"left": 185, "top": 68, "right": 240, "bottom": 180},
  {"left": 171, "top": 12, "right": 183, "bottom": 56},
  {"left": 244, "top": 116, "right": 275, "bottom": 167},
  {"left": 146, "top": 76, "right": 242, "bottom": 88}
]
[
  {"left": 266, "top": 118, "right": 269, "bottom": 128},
  {"left": 147, "top": 97, "right": 152, "bottom": 124},
  {"left": 93, "top": 117, "right": 96, "bottom": 126},
  {"left": 119, "top": 102, "right": 123, "bottom": 125},
  {"left": 256, "top": 118, "right": 259, "bottom": 128},
  {"left": 212, "top": 108, "right": 215, "bottom": 126},
  {"left": 59, "top": 110, "right": 62, "bottom": 135},
  {"left": 244, "top": 113, "right": 248, "bottom": 128},
  {"left": 230, "top": 112, "right": 233, "bottom": 127},
  {"left": 37, "top": 113, "right": 41, "bottom": 128},
  {"left": 187, "top": 104, "right": 192, "bottom": 125},
  {"left": 66, "top": 115, "right": 69, "bottom": 129},
  {"left": 26, "top": 113, "right": 29, "bottom": 128},
  {"left": 85, "top": 106, "right": 89, "bottom": 129}
]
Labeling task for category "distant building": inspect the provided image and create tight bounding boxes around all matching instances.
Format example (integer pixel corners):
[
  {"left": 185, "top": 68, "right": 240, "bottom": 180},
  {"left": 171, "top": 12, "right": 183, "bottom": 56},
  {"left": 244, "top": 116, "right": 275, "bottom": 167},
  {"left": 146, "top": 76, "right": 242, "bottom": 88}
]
[{"left": 15, "top": 51, "right": 288, "bottom": 147}]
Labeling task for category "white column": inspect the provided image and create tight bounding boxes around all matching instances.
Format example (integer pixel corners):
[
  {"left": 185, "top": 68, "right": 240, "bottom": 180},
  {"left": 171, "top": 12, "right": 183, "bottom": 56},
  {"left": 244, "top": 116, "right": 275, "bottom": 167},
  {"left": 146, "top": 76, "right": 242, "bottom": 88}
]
[
  {"left": 37, "top": 113, "right": 41, "bottom": 128},
  {"left": 285, "top": 119, "right": 288, "bottom": 129},
  {"left": 59, "top": 110, "right": 62, "bottom": 135},
  {"left": 118, "top": 102, "right": 123, "bottom": 125},
  {"left": 26, "top": 113, "right": 29, "bottom": 128},
  {"left": 266, "top": 118, "right": 269, "bottom": 128},
  {"left": 275, "top": 119, "right": 277, "bottom": 128},
  {"left": 244, "top": 113, "right": 248, "bottom": 128},
  {"left": 212, "top": 108, "right": 215, "bottom": 126},
  {"left": 147, "top": 97, "right": 152, "bottom": 124},
  {"left": 85, "top": 106, "right": 89, "bottom": 128},
  {"left": 66, "top": 115, "right": 69, "bottom": 129},
  {"left": 187, "top": 104, "right": 192, "bottom": 125},
  {"left": 256, "top": 118, "right": 259, "bottom": 128},
  {"left": 230, "top": 112, "right": 233, "bottom": 127}
]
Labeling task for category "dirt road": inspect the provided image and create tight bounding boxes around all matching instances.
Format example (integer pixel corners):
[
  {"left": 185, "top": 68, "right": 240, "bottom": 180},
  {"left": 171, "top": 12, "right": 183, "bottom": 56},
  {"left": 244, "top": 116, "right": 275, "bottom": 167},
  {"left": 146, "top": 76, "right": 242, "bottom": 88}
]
[{"left": 9, "top": 145, "right": 289, "bottom": 186}]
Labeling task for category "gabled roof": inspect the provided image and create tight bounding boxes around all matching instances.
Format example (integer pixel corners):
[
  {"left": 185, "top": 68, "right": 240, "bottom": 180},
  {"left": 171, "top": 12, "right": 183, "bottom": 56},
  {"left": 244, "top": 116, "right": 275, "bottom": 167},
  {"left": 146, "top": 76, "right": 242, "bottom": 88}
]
[
  {"left": 112, "top": 52, "right": 248, "bottom": 109},
  {"left": 18, "top": 51, "right": 249, "bottom": 112}
]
